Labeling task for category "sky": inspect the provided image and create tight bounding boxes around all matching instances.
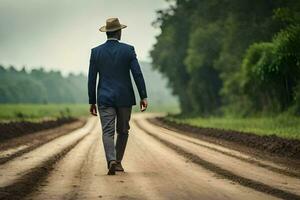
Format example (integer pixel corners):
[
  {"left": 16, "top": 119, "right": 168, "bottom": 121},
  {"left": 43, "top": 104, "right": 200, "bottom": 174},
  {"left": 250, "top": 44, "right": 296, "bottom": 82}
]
[{"left": 0, "top": 0, "right": 168, "bottom": 75}]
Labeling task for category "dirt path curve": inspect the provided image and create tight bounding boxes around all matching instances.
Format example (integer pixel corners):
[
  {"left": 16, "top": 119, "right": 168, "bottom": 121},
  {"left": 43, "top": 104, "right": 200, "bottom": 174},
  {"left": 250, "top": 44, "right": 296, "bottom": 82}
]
[{"left": 1, "top": 113, "right": 299, "bottom": 200}]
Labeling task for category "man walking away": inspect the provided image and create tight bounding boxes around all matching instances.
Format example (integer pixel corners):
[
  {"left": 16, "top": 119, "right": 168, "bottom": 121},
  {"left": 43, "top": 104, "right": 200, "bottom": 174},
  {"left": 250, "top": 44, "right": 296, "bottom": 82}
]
[{"left": 88, "top": 18, "right": 148, "bottom": 175}]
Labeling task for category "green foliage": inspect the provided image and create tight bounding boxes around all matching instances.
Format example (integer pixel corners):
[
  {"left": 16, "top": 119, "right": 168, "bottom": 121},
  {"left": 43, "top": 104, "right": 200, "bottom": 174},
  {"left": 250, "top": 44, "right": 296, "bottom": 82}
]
[
  {"left": 151, "top": 0, "right": 193, "bottom": 113},
  {"left": 0, "top": 66, "right": 88, "bottom": 104},
  {"left": 0, "top": 63, "right": 179, "bottom": 113},
  {"left": 293, "top": 84, "right": 300, "bottom": 115},
  {"left": 135, "top": 62, "right": 179, "bottom": 112},
  {"left": 152, "top": 0, "right": 300, "bottom": 116},
  {"left": 238, "top": 23, "right": 300, "bottom": 114},
  {"left": 184, "top": 23, "right": 223, "bottom": 115}
]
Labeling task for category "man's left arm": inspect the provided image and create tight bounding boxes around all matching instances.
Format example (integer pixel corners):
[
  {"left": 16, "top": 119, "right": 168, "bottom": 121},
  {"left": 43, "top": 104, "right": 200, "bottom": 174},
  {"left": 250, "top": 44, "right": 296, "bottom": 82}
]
[
  {"left": 129, "top": 46, "right": 148, "bottom": 111},
  {"left": 88, "top": 49, "right": 98, "bottom": 116}
]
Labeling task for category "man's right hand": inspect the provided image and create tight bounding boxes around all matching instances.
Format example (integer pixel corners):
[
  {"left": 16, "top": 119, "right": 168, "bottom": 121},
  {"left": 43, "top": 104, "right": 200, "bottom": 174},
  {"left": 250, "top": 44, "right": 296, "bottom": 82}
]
[
  {"left": 90, "top": 104, "right": 97, "bottom": 116},
  {"left": 140, "top": 98, "right": 148, "bottom": 112}
]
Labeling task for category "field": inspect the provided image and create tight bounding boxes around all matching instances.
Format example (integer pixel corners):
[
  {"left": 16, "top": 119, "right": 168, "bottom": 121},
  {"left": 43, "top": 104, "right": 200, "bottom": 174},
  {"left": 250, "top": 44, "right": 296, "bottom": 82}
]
[
  {"left": 0, "top": 104, "right": 179, "bottom": 121},
  {"left": 0, "top": 104, "right": 89, "bottom": 121},
  {"left": 166, "top": 115, "right": 300, "bottom": 140},
  {"left": 132, "top": 104, "right": 180, "bottom": 114}
]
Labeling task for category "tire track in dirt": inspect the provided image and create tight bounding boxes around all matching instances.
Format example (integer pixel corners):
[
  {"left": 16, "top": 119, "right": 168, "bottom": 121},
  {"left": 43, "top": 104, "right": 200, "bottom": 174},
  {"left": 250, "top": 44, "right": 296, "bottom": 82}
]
[
  {"left": 0, "top": 120, "right": 86, "bottom": 165},
  {"left": 133, "top": 116, "right": 300, "bottom": 200},
  {"left": 74, "top": 118, "right": 275, "bottom": 200},
  {"left": 73, "top": 133, "right": 156, "bottom": 200},
  {"left": 25, "top": 126, "right": 100, "bottom": 200},
  {"left": 2, "top": 114, "right": 297, "bottom": 200},
  {"left": 148, "top": 118, "right": 300, "bottom": 178},
  {"left": 0, "top": 118, "right": 97, "bottom": 200}
]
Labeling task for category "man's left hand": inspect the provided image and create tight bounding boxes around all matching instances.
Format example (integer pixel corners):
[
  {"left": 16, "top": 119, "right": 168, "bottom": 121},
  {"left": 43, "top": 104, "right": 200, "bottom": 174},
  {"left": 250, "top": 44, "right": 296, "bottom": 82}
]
[{"left": 140, "top": 98, "right": 148, "bottom": 112}]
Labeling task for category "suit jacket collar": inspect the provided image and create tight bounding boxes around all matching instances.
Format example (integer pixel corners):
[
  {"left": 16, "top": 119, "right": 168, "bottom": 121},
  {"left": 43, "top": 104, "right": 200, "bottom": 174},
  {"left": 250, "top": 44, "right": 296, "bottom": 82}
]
[{"left": 106, "top": 38, "right": 119, "bottom": 43}]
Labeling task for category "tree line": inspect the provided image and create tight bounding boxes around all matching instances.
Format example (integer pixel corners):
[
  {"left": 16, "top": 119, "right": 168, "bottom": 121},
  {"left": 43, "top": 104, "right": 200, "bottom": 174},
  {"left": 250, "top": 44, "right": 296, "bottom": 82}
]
[
  {"left": 0, "top": 65, "right": 88, "bottom": 103},
  {"left": 151, "top": 0, "right": 300, "bottom": 116},
  {"left": 0, "top": 63, "right": 178, "bottom": 108}
]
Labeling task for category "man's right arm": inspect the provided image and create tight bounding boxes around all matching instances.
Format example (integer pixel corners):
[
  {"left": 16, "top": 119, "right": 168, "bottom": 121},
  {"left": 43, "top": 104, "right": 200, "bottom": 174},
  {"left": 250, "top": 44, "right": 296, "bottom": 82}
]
[{"left": 88, "top": 49, "right": 98, "bottom": 116}]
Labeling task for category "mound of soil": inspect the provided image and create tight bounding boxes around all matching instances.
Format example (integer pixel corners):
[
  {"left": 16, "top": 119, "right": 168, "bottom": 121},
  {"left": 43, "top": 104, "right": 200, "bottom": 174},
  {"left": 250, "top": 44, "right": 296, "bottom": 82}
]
[
  {"left": 0, "top": 118, "right": 77, "bottom": 142},
  {"left": 152, "top": 117, "right": 300, "bottom": 160}
]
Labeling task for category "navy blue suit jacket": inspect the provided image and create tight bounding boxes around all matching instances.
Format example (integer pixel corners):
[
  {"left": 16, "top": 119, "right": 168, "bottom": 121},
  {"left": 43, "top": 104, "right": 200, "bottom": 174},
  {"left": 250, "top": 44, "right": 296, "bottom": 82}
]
[{"left": 88, "top": 40, "right": 147, "bottom": 107}]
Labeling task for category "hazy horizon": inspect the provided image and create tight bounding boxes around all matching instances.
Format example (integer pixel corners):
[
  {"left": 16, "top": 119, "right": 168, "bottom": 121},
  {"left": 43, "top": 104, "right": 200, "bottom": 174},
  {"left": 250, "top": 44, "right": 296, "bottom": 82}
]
[{"left": 0, "top": 0, "right": 168, "bottom": 75}]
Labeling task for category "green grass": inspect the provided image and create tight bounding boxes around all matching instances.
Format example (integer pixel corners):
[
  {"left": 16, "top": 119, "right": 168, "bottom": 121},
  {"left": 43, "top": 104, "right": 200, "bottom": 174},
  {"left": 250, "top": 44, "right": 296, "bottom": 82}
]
[
  {"left": 0, "top": 103, "right": 180, "bottom": 122},
  {"left": 166, "top": 115, "right": 300, "bottom": 140},
  {"left": 0, "top": 104, "right": 89, "bottom": 121},
  {"left": 132, "top": 104, "right": 180, "bottom": 114}
]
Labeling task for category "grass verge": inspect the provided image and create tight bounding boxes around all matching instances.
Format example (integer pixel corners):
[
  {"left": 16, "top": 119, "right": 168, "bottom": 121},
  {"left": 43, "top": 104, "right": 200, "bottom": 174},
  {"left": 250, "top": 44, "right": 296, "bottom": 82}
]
[
  {"left": 0, "top": 104, "right": 89, "bottom": 121},
  {"left": 166, "top": 115, "right": 300, "bottom": 140}
]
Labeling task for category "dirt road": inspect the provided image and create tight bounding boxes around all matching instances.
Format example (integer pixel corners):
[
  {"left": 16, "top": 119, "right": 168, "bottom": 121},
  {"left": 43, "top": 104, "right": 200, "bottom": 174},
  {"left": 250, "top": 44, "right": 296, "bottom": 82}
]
[{"left": 0, "top": 113, "right": 299, "bottom": 200}]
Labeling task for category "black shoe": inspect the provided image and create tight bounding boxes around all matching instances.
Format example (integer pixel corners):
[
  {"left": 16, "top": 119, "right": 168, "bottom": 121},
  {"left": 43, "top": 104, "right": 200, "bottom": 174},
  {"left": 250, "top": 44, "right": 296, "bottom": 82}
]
[
  {"left": 107, "top": 160, "right": 117, "bottom": 175},
  {"left": 115, "top": 162, "right": 124, "bottom": 172}
]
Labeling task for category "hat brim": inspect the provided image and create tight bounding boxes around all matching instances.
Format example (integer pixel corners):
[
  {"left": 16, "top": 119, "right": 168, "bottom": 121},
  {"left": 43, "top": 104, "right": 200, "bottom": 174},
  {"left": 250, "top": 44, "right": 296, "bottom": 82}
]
[{"left": 99, "top": 24, "right": 127, "bottom": 32}]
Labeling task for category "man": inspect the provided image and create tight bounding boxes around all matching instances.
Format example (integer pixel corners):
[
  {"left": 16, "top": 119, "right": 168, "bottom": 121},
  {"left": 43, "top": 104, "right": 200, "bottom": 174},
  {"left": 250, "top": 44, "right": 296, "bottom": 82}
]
[{"left": 88, "top": 18, "right": 148, "bottom": 175}]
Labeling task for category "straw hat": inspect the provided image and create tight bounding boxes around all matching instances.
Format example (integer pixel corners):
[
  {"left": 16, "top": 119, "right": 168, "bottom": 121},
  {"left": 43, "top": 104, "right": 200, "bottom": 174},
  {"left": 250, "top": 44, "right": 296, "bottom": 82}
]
[{"left": 99, "top": 18, "right": 127, "bottom": 32}]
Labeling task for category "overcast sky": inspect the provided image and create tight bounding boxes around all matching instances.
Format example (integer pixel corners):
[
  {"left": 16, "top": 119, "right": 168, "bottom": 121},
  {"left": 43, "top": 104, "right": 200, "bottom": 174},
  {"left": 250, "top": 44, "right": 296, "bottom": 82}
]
[{"left": 0, "top": 0, "right": 168, "bottom": 74}]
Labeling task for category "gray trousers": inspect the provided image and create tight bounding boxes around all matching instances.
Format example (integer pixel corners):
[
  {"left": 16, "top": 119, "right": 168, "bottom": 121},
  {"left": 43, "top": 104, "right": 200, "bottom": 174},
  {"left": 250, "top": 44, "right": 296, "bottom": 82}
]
[{"left": 98, "top": 105, "right": 132, "bottom": 168}]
